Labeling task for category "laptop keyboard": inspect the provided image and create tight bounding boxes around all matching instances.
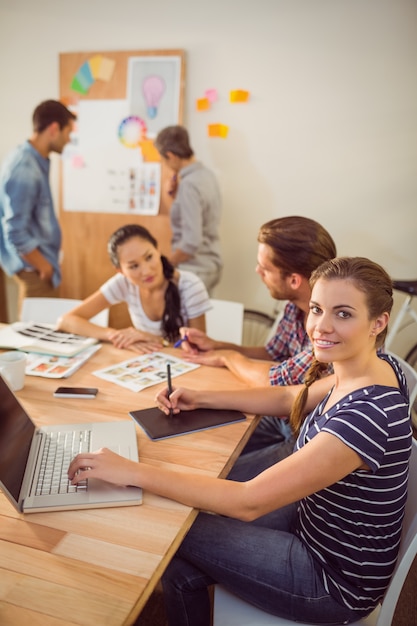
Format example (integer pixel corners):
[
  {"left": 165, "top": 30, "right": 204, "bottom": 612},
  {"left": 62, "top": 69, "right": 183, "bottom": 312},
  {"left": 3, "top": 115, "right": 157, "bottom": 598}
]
[{"left": 35, "top": 429, "right": 91, "bottom": 496}]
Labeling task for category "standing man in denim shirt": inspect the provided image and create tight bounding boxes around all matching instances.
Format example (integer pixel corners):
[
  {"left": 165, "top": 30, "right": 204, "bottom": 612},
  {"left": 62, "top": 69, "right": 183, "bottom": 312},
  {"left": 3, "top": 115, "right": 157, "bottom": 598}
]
[{"left": 0, "top": 100, "right": 76, "bottom": 313}]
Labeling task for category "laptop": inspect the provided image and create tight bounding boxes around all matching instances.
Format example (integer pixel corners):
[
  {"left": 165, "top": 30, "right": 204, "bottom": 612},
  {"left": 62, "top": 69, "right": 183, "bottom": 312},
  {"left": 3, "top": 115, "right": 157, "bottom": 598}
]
[{"left": 0, "top": 375, "right": 142, "bottom": 513}]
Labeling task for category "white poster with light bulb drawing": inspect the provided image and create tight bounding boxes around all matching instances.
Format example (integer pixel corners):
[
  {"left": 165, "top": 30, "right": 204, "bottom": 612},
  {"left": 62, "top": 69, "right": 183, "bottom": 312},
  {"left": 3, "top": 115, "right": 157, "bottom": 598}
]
[{"left": 127, "top": 55, "right": 182, "bottom": 135}]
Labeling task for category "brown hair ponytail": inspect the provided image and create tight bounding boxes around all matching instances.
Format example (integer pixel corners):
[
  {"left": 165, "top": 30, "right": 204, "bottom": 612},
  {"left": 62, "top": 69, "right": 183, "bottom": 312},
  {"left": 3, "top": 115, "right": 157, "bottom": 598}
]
[{"left": 289, "top": 357, "right": 328, "bottom": 436}]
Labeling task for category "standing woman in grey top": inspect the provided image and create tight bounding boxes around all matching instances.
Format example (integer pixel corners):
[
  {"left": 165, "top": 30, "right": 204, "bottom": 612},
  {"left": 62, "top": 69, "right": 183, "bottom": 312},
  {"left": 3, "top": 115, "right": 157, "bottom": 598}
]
[{"left": 155, "top": 126, "right": 223, "bottom": 295}]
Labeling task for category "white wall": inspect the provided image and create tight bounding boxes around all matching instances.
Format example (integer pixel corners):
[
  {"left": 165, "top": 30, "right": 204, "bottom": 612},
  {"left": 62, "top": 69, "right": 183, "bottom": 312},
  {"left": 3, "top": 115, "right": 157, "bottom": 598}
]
[{"left": 1, "top": 0, "right": 416, "bottom": 352}]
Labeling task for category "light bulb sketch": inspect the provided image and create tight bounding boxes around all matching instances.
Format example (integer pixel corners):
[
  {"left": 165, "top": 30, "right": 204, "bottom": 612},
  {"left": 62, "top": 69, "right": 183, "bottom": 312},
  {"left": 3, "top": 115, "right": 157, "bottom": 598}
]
[{"left": 142, "top": 75, "right": 166, "bottom": 119}]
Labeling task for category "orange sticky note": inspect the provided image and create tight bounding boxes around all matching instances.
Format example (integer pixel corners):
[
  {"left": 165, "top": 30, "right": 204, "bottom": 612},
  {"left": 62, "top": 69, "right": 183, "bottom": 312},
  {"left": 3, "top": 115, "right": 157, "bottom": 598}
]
[
  {"left": 230, "top": 89, "right": 250, "bottom": 103},
  {"left": 140, "top": 139, "right": 161, "bottom": 162},
  {"left": 196, "top": 97, "right": 210, "bottom": 111},
  {"left": 208, "top": 124, "right": 229, "bottom": 138}
]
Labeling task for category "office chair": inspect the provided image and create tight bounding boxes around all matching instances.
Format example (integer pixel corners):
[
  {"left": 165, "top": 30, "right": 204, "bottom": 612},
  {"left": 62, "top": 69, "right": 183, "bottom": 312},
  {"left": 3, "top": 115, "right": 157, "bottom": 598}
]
[
  {"left": 387, "top": 352, "right": 417, "bottom": 429},
  {"left": 242, "top": 309, "right": 275, "bottom": 346},
  {"left": 20, "top": 297, "right": 109, "bottom": 327},
  {"left": 205, "top": 299, "right": 244, "bottom": 345}
]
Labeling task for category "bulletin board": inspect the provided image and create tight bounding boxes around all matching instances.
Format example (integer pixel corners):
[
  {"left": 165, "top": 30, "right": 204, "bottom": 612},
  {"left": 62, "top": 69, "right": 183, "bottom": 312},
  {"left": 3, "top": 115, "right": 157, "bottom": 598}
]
[{"left": 59, "top": 49, "right": 185, "bottom": 327}]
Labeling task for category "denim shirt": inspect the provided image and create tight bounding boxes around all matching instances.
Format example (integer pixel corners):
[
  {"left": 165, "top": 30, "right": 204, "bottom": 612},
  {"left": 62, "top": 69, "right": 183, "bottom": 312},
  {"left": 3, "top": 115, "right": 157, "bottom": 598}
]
[{"left": 0, "top": 141, "right": 62, "bottom": 287}]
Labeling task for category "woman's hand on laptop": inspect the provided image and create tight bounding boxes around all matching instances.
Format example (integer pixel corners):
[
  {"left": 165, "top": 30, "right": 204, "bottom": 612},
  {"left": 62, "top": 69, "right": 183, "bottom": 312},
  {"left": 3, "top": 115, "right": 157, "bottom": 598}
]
[{"left": 68, "top": 448, "right": 137, "bottom": 487}]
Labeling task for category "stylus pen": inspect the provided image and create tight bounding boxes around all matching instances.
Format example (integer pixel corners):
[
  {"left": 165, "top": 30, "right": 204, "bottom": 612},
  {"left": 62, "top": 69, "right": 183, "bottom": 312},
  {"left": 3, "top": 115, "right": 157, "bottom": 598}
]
[
  {"left": 173, "top": 335, "right": 188, "bottom": 348},
  {"left": 166, "top": 363, "right": 173, "bottom": 417}
]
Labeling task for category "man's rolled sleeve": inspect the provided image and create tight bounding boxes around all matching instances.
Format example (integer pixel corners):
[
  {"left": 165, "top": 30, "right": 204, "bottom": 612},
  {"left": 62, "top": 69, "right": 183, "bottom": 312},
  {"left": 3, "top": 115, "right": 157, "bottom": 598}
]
[{"left": 269, "top": 350, "right": 315, "bottom": 386}]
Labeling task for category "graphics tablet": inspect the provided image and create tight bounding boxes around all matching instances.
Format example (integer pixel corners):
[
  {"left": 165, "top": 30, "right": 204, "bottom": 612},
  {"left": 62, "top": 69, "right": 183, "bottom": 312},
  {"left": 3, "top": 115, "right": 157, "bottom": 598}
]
[{"left": 129, "top": 407, "right": 246, "bottom": 440}]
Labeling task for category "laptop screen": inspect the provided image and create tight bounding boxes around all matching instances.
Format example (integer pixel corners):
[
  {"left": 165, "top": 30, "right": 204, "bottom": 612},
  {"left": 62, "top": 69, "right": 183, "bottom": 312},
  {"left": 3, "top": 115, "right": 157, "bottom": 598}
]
[{"left": 0, "top": 377, "right": 35, "bottom": 502}]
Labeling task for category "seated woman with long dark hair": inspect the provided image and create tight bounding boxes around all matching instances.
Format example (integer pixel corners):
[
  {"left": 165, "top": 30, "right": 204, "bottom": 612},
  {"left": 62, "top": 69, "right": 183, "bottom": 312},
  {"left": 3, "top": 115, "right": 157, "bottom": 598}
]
[{"left": 58, "top": 224, "right": 211, "bottom": 353}]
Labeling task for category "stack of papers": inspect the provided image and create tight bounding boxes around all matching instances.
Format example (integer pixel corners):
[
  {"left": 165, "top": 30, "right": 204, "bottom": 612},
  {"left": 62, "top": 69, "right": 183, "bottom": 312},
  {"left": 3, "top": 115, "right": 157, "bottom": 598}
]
[
  {"left": 0, "top": 322, "right": 98, "bottom": 357},
  {"left": 25, "top": 344, "right": 101, "bottom": 379}
]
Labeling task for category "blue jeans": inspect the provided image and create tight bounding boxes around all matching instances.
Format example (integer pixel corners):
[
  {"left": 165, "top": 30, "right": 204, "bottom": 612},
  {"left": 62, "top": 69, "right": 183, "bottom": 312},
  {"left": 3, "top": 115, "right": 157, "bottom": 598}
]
[
  {"left": 227, "top": 416, "right": 295, "bottom": 481},
  {"left": 242, "top": 415, "right": 295, "bottom": 453},
  {"left": 161, "top": 507, "right": 359, "bottom": 626}
]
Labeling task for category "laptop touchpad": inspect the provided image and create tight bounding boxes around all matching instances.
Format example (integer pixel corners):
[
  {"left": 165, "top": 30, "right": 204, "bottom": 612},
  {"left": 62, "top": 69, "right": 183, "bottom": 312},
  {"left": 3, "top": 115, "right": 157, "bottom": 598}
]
[{"left": 109, "top": 445, "right": 131, "bottom": 459}]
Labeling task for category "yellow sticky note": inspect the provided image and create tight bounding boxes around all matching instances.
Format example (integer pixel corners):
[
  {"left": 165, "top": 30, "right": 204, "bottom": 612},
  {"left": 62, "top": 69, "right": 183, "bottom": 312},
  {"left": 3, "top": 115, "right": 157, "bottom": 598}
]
[
  {"left": 230, "top": 89, "right": 250, "bottom": 103},
  {"left": 208, "top": 124, "right": 229, "bottom": 138},
  {"left": 88, "top": 54, "right": 103, "bottom": 79},
  {"left": 196, "top": 97, "right": 210, "bottom": 111},
  {"left": 96, "top": 57, "right": 116, "bottom": 82}
]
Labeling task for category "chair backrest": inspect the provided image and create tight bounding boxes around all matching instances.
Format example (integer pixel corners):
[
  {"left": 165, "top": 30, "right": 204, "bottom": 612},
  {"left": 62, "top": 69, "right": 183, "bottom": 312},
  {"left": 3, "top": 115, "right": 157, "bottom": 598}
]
[
  {"left": 205, "top": 299, "right": 244, "bottom": 345},
  {"left": 242, "top": 309, "right": 275, "bottom": 346},
  {"left": 377, "top": 437, "right": 417, "bottom": 626},
  {"left": 265, "top": 306, "right": 285, "bottom": 344},
  {"left": 20, "top": 297, "right": 109, "bottom": 327},
  {"left": 214, "top": 438, "right": 417, "bottom": 626},
  {"left": 388, "top": 352, "right": 417, "bottom": 407},
  {"left": 388, "top": 351, "right": 417, "bottom": 429}
]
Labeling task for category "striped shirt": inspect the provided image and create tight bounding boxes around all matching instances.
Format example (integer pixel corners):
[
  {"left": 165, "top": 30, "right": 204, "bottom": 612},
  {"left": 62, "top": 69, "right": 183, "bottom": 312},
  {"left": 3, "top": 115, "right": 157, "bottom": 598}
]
[
  {"left": 100, "top": 269, "right": 211, "bottom": 336},
  {"left": 295, "top": 353, "right": 412, "bottom": 614}
]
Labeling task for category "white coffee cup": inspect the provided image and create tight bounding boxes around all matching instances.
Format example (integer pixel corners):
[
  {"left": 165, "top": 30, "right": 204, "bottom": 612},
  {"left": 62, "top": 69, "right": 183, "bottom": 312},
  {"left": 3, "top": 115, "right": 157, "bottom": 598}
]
[{"left": 0, "top": 351, "right": 27, "bottom": 391}]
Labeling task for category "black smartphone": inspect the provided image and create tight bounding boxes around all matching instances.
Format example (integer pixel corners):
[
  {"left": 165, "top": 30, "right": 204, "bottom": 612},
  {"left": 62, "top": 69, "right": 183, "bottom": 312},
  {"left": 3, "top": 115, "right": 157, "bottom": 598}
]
[{"left": 53, "top": 386, "right": 98, "bottom": 399}]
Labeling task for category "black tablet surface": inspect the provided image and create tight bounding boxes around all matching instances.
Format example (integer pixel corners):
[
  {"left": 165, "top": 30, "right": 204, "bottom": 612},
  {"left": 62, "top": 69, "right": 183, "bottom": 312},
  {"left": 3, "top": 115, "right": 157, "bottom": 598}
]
[{"left": 129, "top": 406, "right": 246, "bottom": 440}]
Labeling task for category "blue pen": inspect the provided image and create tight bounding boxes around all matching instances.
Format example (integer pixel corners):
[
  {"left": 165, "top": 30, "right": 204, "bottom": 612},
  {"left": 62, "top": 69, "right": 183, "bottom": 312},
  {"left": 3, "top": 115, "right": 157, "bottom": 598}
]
[{"left": 174, "top": 335, "right": 188, "bottom": 348}]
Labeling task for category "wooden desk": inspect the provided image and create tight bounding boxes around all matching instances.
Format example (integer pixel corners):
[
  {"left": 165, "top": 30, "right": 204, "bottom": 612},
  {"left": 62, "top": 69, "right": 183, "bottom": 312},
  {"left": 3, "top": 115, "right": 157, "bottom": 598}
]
[{"left": 0, "top": 342, "right": 258, "bottom": 625}]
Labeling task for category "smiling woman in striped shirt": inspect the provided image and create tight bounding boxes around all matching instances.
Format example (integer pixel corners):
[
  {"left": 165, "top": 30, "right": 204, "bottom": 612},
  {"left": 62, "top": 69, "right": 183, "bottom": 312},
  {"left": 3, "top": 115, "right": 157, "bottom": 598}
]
[{"left": 69, "top": 256, "right": 412, "bottom": 626}]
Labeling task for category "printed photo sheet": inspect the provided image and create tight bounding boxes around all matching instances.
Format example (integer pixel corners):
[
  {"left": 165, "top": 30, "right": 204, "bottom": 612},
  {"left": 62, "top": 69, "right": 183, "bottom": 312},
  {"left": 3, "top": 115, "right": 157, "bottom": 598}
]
[{"left": 93, "top": 352, "right": 199, "bottom": 392}]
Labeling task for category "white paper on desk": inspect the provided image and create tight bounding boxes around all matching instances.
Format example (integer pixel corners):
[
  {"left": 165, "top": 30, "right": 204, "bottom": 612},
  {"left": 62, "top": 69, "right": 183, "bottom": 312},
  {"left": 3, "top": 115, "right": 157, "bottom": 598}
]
[{"left": 93, "top": 352, "right": 200, "bottom": 393}]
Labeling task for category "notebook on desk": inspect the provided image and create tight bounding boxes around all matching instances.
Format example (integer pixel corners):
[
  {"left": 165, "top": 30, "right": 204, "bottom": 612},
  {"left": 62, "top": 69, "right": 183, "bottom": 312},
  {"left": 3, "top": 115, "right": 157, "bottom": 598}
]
[
  {"left": 0, "top": 376, "right": 142, "bottom": 513},
  {"left": 130, "top": 406, "right": 246, "bottom": 440}
]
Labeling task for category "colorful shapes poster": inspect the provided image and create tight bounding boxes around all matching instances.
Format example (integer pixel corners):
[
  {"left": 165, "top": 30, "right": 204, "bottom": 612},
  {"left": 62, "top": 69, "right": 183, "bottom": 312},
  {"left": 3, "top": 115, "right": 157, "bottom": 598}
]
[{"left": 71, "top": 55, "right": 116, "bottom": 95}]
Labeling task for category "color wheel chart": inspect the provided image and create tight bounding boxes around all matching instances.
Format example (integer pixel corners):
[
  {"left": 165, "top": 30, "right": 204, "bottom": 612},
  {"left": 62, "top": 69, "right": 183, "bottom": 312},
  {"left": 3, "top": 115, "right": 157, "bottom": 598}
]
[
  {"left": 71, "top": 55, "right": 116, "bottom": 95},
  {"left": 118, "top": 116, "right": 148, "bottom": 148}
]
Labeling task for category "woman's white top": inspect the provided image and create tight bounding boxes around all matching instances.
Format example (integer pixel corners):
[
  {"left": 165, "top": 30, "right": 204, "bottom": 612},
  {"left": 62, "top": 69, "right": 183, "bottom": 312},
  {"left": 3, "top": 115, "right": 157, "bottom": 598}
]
[{"left": 100, "top": 269, "right": 211, "bottom": 335}]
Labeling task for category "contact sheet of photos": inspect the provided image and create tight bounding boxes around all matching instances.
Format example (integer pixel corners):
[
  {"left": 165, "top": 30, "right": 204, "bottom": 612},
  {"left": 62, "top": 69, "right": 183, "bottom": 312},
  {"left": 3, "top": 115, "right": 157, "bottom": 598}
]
[
  {"left": 93, "top": 352, "right": 199, "bottom": 392},
  {"left": 25, "top": 345, "right": 101, "bottom": 378}
]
